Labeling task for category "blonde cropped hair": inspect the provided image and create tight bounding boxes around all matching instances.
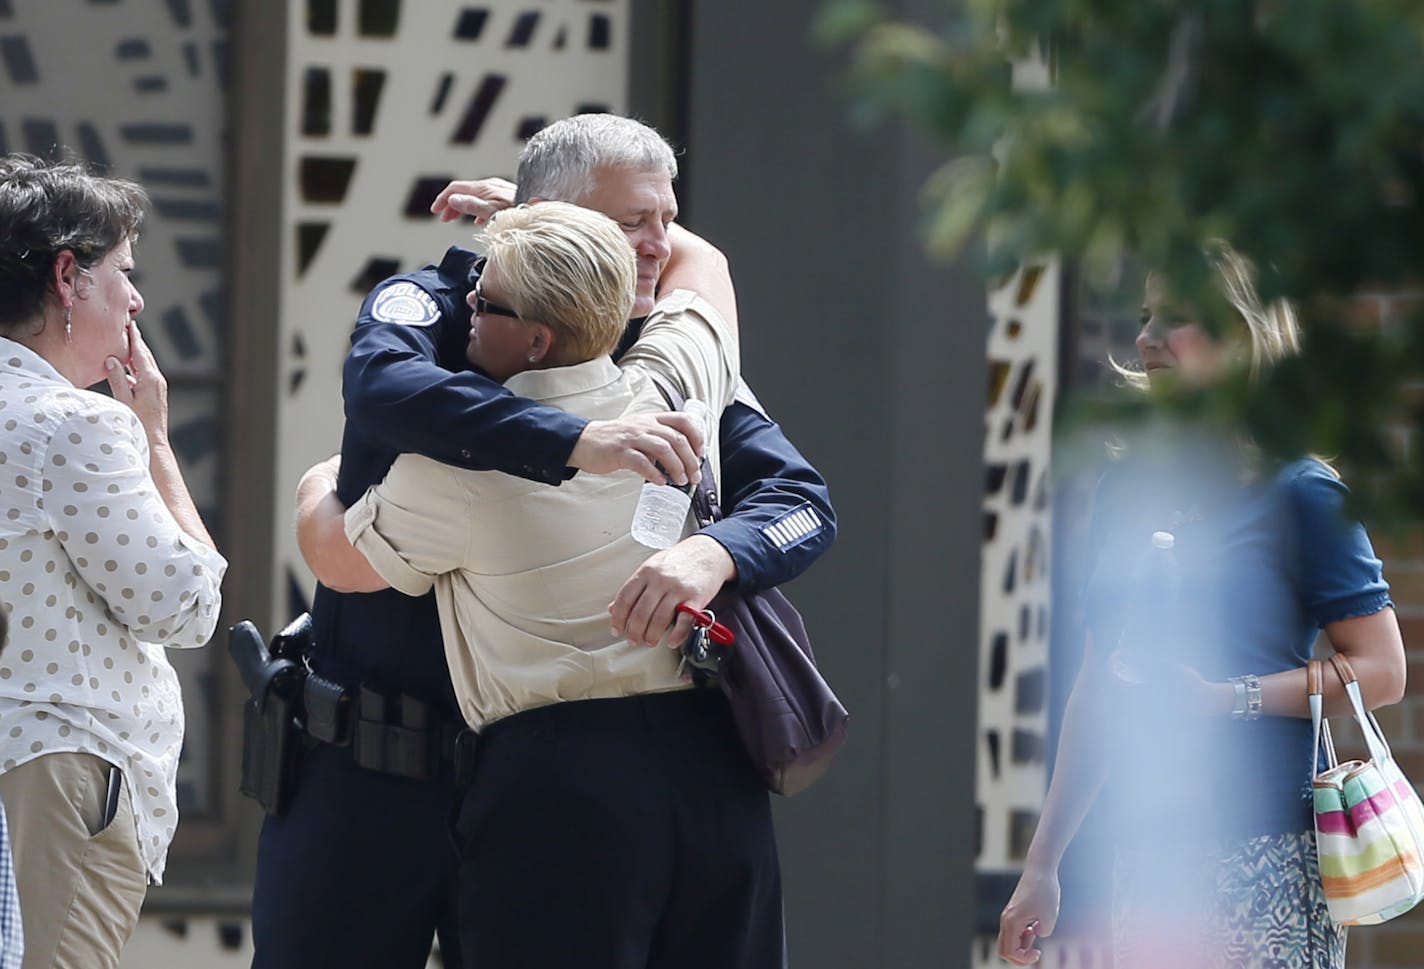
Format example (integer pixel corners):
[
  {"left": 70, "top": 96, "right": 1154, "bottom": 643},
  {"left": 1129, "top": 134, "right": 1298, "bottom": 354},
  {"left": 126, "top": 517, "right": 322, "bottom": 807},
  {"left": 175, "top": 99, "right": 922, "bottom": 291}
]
[{"left": 483, "top": 201, "right": 636, "bottom": 365}]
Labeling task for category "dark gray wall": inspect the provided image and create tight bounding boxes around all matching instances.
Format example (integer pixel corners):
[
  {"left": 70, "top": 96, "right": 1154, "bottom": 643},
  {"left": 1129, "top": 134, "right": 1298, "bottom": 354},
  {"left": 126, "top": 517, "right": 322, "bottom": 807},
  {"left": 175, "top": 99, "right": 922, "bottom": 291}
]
[
  {"left": 216, "top": 0, "right": 287, "bottom": 894},
  {"left": 682, "top": 3, "right": 986, "bottom": 965}
]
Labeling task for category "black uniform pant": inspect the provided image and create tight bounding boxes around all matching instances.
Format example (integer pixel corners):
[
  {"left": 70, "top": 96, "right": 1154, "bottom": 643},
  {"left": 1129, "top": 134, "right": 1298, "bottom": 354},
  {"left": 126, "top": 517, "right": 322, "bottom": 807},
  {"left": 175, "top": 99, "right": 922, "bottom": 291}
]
[
  {"left": 249, "top": 742, "right": 466, "bottom": 969},
  {"left": 454, "top": 688, "right": 784, "bottom": 969}
]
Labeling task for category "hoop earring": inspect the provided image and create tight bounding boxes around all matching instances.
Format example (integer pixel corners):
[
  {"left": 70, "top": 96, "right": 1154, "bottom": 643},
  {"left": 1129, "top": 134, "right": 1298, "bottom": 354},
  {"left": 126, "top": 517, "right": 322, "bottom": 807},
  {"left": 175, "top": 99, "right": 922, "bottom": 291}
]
[{"left": 64, "top": 306, "right": 72, "bottom": 344}]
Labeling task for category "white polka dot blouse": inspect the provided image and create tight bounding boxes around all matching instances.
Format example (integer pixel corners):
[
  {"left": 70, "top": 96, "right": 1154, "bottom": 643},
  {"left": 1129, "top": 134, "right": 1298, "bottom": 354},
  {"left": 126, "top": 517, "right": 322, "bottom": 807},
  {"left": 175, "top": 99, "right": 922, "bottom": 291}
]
[{"left": 0, "top": 338, "right": 227, "bottom": 883}]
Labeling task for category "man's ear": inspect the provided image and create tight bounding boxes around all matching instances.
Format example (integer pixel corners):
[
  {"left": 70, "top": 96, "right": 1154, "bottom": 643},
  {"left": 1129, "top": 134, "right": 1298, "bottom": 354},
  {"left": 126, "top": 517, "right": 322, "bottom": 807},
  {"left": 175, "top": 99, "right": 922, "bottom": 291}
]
[{"left": 526, "top": 196, "right": 547, "bottom": 206}]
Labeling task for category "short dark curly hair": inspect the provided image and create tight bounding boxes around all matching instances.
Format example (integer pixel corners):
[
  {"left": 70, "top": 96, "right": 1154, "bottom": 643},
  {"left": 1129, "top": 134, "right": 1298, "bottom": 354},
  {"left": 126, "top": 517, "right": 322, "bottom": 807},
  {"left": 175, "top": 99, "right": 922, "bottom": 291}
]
[{"left": 0, "top": 153, "right": 150, "bottom": 333}]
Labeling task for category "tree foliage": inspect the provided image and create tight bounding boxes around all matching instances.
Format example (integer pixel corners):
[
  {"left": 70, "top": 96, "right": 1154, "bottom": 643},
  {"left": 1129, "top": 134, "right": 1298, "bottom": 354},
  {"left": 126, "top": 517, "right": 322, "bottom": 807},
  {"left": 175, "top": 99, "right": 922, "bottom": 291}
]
[{"left": 817, "top": 0, "right": 1424, "bottom": 519}]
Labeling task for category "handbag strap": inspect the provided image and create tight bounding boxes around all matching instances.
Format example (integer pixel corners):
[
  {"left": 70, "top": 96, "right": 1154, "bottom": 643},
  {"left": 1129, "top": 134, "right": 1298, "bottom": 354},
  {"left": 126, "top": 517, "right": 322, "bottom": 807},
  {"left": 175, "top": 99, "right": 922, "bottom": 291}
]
[
  {"left": 1308, "top": 659, "right": 1337, "bottom": 774},
  {"left": 646, "top": 370, "right": 723, "bottom": 527},
  {"left": 1327, "top": 652, "right": 1394, "bottom": 765}
]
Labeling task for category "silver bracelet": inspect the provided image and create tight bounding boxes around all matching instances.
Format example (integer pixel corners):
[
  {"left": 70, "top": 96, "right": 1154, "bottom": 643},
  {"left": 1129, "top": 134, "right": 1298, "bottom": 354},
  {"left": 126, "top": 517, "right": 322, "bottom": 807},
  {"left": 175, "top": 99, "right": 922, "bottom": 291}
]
[
  {"left": 1229, "top": 674, "right": 1263, "bottom": 721},
  {"left": 1244, "top": 673, "right": 1263, "bottom": 719}
]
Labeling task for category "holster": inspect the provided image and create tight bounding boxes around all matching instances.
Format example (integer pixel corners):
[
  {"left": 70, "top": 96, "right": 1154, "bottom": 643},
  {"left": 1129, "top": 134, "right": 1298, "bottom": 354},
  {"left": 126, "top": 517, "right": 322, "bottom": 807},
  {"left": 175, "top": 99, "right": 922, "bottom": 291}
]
[{"left": 229, "top": 615, "right": 311, "bottom": 817}]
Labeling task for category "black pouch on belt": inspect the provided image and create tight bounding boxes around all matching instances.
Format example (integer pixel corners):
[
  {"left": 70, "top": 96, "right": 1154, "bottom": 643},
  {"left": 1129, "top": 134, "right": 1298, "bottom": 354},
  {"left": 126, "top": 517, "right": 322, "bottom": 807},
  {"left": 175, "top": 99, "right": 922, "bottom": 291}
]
[
  {"left": 304, "top": 673, "right": 351, "bottom": 745},
  {"left": 353, "top": 688, "right": 437, "bottom": 781}
]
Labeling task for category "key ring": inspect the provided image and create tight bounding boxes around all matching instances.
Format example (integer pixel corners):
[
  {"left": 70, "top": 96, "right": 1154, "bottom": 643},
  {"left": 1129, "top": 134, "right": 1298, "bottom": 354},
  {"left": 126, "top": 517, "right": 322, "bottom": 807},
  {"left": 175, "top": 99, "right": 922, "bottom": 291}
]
[{"left": 674, "top": 603, "right": 735, "bottom": 645}]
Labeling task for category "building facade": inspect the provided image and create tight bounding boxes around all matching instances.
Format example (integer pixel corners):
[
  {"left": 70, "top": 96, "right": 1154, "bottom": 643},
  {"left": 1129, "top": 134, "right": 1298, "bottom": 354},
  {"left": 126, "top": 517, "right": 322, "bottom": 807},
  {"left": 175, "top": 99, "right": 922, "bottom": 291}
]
[{"left": 7, "top": 2, "right": 1417, "bottom": 968}]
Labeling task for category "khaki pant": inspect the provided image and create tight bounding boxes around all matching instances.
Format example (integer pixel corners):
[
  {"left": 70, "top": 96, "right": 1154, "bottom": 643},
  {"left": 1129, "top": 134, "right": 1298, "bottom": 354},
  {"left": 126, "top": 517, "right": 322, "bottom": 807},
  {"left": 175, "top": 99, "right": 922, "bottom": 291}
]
[{"left": 0, "top": 753, "right": 147, "bottom": 969}]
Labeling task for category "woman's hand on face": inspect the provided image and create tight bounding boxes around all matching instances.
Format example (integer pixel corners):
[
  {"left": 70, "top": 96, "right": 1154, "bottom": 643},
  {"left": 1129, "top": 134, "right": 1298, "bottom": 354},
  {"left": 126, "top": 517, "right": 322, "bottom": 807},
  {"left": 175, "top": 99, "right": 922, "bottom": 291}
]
[
  {"left": 105, "top": 320, "right": 169, "bottom": 446},
  {"left": 998, "top": 865, "right": 1059, "bottom": 965}
]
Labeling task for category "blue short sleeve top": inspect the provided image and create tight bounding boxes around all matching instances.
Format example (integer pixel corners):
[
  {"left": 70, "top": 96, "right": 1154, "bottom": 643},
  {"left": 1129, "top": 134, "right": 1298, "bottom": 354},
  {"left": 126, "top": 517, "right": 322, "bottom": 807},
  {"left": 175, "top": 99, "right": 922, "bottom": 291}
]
[{"left": 1085, "top": 454, "right": 1391, "bottom": 841}]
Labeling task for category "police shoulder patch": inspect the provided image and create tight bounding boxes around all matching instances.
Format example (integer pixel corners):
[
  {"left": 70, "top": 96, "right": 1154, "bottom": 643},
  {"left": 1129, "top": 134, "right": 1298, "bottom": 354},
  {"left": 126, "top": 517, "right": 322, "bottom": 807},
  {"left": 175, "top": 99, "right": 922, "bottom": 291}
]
[{"left": 370, "top": 281, "right": 442, "bottom": 325}]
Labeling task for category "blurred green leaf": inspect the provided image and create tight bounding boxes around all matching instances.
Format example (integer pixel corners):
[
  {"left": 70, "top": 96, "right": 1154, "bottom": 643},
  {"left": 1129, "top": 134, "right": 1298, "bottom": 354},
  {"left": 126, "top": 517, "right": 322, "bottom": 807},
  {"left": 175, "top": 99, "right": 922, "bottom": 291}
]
[
  {"left": 923, "top": 155, "right": 996, "bottom": 258},
  {"left": 811, "top": 0, "right": 886, "bottom": 47}
]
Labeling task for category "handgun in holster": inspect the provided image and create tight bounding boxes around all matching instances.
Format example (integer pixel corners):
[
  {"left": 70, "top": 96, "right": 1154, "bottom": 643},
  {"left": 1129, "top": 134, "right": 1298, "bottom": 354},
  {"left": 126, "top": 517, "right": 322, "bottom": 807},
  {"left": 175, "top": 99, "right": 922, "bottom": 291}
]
[{"left": 229, "top": 613, "right": 311, "bottom": 817}]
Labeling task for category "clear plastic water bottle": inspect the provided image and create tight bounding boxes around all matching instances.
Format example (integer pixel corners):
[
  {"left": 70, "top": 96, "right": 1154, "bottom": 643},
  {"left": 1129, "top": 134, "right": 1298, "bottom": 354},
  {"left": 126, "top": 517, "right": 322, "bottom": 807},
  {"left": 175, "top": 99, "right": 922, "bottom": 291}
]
[
  {"left": 630, "top": 398, "right": 708, "bottom": 549},
  {"left": 1110, "top": 529, "right": 1180, "bottom": 684}
]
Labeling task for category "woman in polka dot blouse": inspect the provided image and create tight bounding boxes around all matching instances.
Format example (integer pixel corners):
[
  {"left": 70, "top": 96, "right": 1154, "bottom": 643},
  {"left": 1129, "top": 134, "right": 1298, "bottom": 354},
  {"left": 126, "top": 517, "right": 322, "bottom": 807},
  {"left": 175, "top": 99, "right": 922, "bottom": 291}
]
[{"left": 0, "top": 154, "right": 227, "bottom": 969}]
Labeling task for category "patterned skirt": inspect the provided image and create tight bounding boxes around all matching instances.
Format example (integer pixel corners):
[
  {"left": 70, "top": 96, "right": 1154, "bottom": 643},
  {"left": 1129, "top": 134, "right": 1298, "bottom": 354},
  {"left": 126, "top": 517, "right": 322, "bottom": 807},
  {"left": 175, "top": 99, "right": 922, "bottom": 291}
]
[{"left": 1113, "top": 830, "right": 1346, "bottom": 969}]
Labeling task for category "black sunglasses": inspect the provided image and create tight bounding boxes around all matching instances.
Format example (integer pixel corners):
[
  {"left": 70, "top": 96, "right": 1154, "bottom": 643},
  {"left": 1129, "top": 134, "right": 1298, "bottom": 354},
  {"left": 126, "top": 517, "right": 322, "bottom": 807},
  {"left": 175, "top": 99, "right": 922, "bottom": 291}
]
[{"left": 473, "top": 281, "right": 519, "bottom": 319}]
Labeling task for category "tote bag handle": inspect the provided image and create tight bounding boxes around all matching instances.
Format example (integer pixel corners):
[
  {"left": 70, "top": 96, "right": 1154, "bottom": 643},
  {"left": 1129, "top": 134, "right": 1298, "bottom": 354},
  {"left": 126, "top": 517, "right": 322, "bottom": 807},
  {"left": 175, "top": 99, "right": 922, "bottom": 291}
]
[
  {"left": 1308, "top": 659, "right": 1338, "bottom": 775},
  {"left": 1329, "top": 652, "right": 1394, "bottom": 766}
]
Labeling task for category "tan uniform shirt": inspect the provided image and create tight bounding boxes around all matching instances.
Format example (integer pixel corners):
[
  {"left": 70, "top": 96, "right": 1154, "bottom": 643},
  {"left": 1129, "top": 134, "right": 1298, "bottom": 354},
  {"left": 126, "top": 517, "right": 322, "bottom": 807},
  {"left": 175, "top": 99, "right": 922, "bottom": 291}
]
[{"left": 345, "top": 290, "right": 738, "bottom": 729}]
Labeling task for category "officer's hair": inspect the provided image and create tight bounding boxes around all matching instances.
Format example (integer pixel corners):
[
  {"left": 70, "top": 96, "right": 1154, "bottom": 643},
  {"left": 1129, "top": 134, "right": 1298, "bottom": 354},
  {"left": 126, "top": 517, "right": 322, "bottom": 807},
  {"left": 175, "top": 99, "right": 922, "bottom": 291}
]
[
  {"left": 0, "top": 152, "right": 149, "bottom": 333},
  {"left": 485, "top": 202, "right": 635, "bottom": 364},
  {"left": 514, "top": 114, "right": 678, "bottom": 204}
]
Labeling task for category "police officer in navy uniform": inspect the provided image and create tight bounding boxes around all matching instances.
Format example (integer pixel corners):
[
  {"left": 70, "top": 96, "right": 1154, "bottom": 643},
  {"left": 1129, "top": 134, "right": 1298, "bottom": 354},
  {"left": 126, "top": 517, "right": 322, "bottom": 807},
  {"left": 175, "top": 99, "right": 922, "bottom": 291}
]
[{"left": 249, "top": 114, "right": 834, "bottom": 969}]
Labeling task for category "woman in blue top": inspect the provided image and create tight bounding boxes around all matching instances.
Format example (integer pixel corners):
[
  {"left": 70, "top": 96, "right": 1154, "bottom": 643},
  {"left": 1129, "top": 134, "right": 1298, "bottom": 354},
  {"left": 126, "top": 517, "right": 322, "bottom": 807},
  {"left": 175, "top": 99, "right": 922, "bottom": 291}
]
[{"left": 998, "top": 242, "right": 1407, "bottom": 969}]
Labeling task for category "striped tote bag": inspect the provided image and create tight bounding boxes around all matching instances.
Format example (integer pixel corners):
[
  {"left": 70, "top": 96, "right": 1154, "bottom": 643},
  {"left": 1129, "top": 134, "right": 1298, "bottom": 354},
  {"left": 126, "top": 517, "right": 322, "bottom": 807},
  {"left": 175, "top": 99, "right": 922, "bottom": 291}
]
[{"left": 1310, "top": 654, "right": 1424, "bottom": 925}]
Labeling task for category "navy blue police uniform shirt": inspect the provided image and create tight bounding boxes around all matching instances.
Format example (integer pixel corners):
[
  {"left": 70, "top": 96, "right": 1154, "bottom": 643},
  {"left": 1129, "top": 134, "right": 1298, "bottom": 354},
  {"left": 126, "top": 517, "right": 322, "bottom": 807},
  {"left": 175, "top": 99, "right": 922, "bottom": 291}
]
[{"left": 309, "top": 246, "right": 836, "bottom": 709}]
